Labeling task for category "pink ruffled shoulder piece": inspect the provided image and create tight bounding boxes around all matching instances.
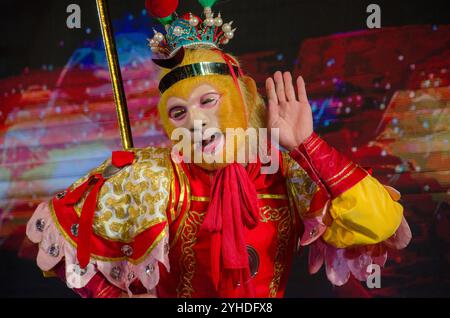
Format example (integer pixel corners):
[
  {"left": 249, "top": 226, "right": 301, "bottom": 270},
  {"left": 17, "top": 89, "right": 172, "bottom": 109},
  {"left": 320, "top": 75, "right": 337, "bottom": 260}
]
[
  {"left": 301, "top": 185, "right": 412, "bottom": 286},
  {"left": 299, "top": 200, "right": 329, "bottom": 246},
  {"left": 26, "top": 201, "right": 170, "bottom": 296}
]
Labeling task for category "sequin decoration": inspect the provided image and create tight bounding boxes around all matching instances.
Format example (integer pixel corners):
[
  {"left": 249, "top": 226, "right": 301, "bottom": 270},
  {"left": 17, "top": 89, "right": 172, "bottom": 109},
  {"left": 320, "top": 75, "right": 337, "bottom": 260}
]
[
  {"left": 110, "top": 266, "right": 122, "bottom": 280},
  {"left": 56, "top": 190, "right": 67, "bottom": 200},
  {"left": 70, "top": 223, "right": 79, "bottom": 237},
  {"left": 145, "top": 264, "right": 155, "bottom": 276},
  {"left": 35, "top": 218, "right": 45, "bottom": 232},
  {"left": 47, "top": 244, "right": 60, "bottom": 257},
  {"left": 121, "top": 245, "right": 133, "bottom": 257}
]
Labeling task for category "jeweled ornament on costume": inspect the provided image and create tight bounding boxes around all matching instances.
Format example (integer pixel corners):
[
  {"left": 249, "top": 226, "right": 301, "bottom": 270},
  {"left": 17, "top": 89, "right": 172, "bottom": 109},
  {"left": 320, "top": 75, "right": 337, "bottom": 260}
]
[{"left": 146, "top": 0, "right": 236, "bottom": 57}]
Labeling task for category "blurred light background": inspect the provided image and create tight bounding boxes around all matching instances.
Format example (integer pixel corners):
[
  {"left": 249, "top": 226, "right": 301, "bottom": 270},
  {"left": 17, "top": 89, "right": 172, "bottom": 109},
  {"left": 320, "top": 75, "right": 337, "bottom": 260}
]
[{"left": 0, "top": 0, "right": 449, "bottom": 297}]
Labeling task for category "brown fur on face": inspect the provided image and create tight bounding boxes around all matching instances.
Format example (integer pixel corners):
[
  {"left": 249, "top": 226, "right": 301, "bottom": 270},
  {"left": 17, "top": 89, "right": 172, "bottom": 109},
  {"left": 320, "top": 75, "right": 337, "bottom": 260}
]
[{"left": 157, "top": 48, "right": 267, "bottom": 170}]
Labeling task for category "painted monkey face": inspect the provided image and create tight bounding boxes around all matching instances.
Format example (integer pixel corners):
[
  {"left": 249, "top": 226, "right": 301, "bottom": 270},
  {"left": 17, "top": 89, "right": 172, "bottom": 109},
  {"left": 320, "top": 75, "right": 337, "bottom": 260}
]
[
  {"left": 161, "top": 77, "right": 249, "bottom": 171},
  {"left": 156, "top": 49, "right": 264, "bottom": 171}
]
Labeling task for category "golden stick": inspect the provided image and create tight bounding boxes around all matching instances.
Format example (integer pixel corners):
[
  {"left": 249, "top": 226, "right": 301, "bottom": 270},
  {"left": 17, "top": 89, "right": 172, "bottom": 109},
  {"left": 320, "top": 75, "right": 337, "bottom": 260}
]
[{"left": 96, "top": 0, "right": 134, "bottom": 150}]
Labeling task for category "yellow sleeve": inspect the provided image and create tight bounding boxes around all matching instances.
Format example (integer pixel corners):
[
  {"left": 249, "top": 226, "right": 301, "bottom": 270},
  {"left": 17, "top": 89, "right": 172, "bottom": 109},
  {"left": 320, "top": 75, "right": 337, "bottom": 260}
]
[{"left": 322, "top": 175, "right": 403, "bottom": 248}]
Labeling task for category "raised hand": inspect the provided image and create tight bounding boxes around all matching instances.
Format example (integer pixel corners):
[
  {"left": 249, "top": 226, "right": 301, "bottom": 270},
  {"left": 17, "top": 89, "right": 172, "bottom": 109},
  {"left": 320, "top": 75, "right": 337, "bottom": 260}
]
[{"left": 266, "top": 71, "right": 313, "bottom": 151}]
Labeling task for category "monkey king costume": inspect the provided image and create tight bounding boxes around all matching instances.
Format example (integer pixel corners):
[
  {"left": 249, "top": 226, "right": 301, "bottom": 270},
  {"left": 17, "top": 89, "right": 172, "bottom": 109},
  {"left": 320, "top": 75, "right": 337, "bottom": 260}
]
[{"left": 26, "top": 0, "right": 411, "bottom": 298}]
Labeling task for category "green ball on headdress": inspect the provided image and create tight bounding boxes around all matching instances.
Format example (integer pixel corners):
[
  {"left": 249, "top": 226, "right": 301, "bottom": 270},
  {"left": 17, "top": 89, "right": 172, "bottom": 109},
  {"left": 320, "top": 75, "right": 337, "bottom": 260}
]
[{"left": 198, "top": 0, "right": 218, "bottom": 8}]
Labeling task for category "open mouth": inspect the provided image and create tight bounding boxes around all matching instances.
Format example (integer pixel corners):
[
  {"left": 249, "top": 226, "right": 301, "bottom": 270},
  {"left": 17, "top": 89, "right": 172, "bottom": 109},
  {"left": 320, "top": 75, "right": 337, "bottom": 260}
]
[{"left": 195, "top": 132, "right": 224, "bottom": 154}]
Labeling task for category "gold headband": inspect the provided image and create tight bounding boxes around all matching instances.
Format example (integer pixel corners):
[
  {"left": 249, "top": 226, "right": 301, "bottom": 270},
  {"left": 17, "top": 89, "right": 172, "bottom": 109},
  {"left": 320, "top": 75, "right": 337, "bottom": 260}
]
[{"left": 158, "top": 62, "right": 241, "bottom": 93}]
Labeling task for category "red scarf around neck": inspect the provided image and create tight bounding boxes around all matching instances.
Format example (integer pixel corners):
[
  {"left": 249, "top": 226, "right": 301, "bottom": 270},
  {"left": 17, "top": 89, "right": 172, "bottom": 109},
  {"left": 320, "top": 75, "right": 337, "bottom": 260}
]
[{"left": 200, "top": 161, "right": 261, "bottom": 297}]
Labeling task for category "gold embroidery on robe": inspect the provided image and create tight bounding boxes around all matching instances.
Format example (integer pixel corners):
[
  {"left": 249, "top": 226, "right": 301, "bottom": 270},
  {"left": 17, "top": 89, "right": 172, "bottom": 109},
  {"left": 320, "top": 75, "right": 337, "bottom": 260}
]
[
  {"left": 282, "top": 152, "right": 317, "bottom": 219},
  {"left": 177, "top": 210, "right": 206, "bottom": 298},
  {"left": 69, "top": 147, "right": 173, "bottom": 242}
]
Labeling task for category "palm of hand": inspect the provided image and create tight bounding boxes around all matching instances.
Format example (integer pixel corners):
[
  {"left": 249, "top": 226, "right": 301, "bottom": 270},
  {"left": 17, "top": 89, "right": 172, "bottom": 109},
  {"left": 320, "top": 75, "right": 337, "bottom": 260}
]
[{"left": 266, "top": 71, "right": 313, "bottom": 151}]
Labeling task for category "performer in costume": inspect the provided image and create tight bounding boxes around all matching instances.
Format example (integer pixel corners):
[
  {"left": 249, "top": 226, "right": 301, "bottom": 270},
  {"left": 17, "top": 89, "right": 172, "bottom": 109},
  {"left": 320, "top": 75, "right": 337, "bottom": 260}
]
[{"left": 26, "top": 0, "right": 411, "bottom": 298}]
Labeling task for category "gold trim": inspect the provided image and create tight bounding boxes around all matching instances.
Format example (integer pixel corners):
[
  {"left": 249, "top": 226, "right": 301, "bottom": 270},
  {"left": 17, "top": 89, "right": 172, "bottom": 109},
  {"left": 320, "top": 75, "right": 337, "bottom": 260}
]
[
  {"left": 328, "top": 166, "right": 358, "bottom": 188},
  {"left": 49, "top": 200, "right": 167, "bottom": 265},
  {"left": 260, "top": 206, "right": 289, "bottom": 223},
  {"left": 191, "top": 195, "right": 210, "bottom": 202},
  {"left": 42, "top": 270, "right": 57, "bottom": 278},
  {"left": 268, "top": 206, "right": 292, "bottom": 297},
  {"left": 304, "top": 135, "right": 321, "bottom": 151},
  {"left": 286, "top": 186, "right": 297, "bottom": 229},
  {"left": 189, "top": 194, "right": 288, "bottom": 202},
  {"left": 258, "top": 194, "right": 288, "bottom": 200},
  {"left": 169, "top": 163, "right": 176, "bottom": 222},
  {"left": 324, "top": 162, "right": 353, "bottom": 183},
  {"left": 99, "top": 229, "right": 167, "bottom": 265},
  {"left": 182, "top": 167, "right": 191, "bottom": 215},
  {"left": 170, "top": 167, "right": 191, "bottom": 249},
  {"left": 170, "top": 207, "right": 190, "bottom": 249},
  {"left": 96, "top": 285, "right": 117, "bottom": 298},
  {"left": 257, "top": 204, "right": 293, "bottom": 296},
  {"left": 308, "top": 139, "right": 324, "bottom": 155},
  {"left": 176, "top": 210, "right": 206, "bottom": 298},
  {"left": 49, "top": 200, "right": 77, "bottom": 247},
  {"left": 281, "top": 151, "right": 289, "bottom": 176},
  {"left": 182, "top": 168, "right": 191, "bottom": 221},
  {"left": 174, "top": 162, "right": 186, "bottom": 218},
  {"left": 95, "top": 217, "right": 167, "bottom": 243}
]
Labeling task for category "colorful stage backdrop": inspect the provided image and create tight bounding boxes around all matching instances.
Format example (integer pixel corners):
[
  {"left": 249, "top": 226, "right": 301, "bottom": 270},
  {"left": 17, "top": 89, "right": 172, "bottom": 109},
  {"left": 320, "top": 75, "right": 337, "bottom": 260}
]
[{"left": 0, "top": 9, "right": 449, "bottom": 297}]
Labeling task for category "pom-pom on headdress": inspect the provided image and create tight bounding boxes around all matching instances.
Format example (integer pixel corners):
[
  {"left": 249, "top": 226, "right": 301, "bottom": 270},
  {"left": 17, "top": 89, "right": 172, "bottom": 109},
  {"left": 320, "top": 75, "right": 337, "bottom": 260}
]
[{"left": 145, "top": 0, "right": 243, "bottom": 96}]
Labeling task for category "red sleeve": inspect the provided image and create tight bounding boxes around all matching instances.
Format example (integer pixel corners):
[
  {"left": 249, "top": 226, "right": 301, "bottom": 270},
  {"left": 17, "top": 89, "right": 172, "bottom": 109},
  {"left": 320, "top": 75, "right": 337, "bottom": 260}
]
[{"left": 289, "top": 132, "right": 368, "bottom": 198}]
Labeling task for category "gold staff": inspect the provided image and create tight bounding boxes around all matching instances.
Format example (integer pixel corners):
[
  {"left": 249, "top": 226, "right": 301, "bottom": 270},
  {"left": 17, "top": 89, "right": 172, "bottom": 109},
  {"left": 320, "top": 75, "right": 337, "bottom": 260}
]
[{"left": 96, "top": 0, "right": 134, "bottom": 150}]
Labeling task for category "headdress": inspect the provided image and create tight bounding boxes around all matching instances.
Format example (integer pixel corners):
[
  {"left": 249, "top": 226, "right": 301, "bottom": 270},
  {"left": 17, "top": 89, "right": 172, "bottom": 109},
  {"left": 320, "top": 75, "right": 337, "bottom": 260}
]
[{"left": 145, "top": 0, "right": 243, "bottom": 94}]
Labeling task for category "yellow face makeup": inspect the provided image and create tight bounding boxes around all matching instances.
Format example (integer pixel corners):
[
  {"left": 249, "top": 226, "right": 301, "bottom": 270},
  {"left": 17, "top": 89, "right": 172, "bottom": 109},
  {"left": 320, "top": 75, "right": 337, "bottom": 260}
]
[{"left": 156, "top": 48, "right": 265, "bottom": 171}]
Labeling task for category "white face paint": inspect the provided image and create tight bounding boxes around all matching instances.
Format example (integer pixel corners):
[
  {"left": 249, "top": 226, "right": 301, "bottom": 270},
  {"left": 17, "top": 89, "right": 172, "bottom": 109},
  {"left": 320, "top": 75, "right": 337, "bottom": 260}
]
[{"left": 166, "top": 84, "right": 225, "bottom": 156}]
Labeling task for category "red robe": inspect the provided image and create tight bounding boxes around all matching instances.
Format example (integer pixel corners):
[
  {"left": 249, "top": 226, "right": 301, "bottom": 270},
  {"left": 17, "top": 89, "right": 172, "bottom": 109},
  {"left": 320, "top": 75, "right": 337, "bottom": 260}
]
[{"left": 26, "top": 133, "right": 410, "bottom": 297}]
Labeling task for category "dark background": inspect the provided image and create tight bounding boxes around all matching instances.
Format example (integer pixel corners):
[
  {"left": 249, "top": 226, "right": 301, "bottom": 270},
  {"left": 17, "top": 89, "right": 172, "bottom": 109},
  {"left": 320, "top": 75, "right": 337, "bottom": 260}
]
[
  {"left": 0, "top": 0, "right": 449, "bottom": 298},
  {"left": 2, "top": 0, "right": 450, "bottom": 78}
]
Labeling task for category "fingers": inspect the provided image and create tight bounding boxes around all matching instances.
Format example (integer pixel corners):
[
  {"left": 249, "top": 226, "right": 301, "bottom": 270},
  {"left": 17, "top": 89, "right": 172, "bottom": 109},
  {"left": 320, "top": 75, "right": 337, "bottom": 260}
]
[
  {"left": 266, "top": 77, "right": 280, "bottom": 127},
  {"left": 265, "top": 77, "right": 278, "bottom": 105},
  {"left": 267, "top": 99, "right": 279, "bottom": 124},
  {"left": 283, "top": 72, "right": 297, "bottom": 101},
  {"left": 266, "top": 79, "right": 280, "bottom": 125},
  {"left": 296, "top": 76, "right": 308, "bottom": 104},
  {"left": 268, "top": 71, "right": 304, "bottom": 104},
  {"left": 273, "top": 71, "right": 286, "bottom": 103}
]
